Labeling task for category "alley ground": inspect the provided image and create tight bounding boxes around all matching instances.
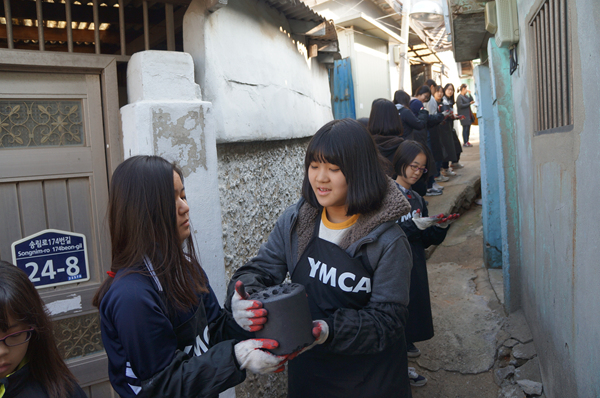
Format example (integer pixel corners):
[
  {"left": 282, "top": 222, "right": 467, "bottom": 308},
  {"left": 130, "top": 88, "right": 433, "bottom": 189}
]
[{"left": 410, "top": 127, "right": 505, "bottom": 397}]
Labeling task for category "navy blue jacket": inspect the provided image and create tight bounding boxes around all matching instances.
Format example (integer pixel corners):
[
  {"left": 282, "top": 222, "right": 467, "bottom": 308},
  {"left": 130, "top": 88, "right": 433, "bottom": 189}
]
[
  {"left": 0, "top": 363, "right": 86, "bottom": 398},
  {"left": 99, "top": 266, "right": 249, "bottom": 398}
]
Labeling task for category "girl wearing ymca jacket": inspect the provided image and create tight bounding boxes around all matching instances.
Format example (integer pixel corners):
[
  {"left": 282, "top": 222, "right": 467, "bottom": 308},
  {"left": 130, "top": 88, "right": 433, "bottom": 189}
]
[
  {"left": 392, "top": 141, "right": 459, "bottom": 385},
  {"left": 93, "top": 156, "right": 285, "bottom": 398},
  {"left": 227, "top": 119, "right": 414, "bottom": 398},
  {"left": 0, "top": 261, "right": 87, "bottom": 398}
]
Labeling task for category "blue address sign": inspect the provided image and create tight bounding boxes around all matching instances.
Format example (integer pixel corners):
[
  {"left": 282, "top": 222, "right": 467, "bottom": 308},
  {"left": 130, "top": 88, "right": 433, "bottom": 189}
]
[{"left": 11, "top": 229, "right": 90, "bottom": 289}]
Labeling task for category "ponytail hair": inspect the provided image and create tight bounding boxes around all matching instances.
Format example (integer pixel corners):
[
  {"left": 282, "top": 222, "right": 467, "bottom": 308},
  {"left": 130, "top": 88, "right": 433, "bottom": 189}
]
[
  {"left": 93, "top": 156, "right": 207, "bottom": 311},
  {"left": 0, "top": 261, "right": 79, "bottom": 398}
]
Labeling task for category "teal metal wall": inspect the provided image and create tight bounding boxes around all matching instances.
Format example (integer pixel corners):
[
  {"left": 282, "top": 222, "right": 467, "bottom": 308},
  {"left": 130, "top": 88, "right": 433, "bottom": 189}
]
[
  {"left": 474, "top": 64, "right": 503, "bottom": 269},
  {"left": 488, "top": 39, "right": 521, "bottom": 312}
]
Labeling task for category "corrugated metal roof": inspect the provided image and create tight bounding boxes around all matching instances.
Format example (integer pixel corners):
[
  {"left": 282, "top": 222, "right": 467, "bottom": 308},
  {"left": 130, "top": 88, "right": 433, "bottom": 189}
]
[{"left": 261, "top": 0, "right": 339, "bottom": 53}]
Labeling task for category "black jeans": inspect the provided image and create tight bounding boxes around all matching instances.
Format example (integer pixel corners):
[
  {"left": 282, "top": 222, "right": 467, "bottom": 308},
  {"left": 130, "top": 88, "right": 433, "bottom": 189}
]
[{"left": 462, "top": 124, "right": 471, "bottom": 144}]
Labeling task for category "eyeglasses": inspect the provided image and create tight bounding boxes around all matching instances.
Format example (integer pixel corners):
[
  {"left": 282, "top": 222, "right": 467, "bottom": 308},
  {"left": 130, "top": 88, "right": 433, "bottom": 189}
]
[
  {"left": 0, "top": 328, "right": 34, "bottom": 347},
  {"left": 408, "top": 164, "right": 428, "bottom": 174}
]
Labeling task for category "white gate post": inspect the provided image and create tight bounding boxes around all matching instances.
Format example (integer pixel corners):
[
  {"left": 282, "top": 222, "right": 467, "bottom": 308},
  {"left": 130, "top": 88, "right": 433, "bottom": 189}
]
[{"left": 120, "top": 51, "right": 228, "bottom": 303}]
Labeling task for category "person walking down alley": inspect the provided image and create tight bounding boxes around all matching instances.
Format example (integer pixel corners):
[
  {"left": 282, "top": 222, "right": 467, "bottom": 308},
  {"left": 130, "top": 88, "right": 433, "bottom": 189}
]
[
  {"left": 227, "top": 119, "right": 414, "bottom": 398},
  {"left": 457, "top": 84, "right": 475, "bottom": 147}
]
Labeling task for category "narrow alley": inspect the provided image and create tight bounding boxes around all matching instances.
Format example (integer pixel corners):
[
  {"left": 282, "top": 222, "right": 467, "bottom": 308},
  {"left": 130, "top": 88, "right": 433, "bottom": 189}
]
[{"left": 410, "top": 133, "right": 544, "bottom": 398}]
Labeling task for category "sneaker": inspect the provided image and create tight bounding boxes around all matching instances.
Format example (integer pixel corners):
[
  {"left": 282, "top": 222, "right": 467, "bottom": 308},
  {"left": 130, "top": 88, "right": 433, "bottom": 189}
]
[
  {"left": 463, "top": 142, "right": 473, "bottom": 147},
  {"left": 432, "top": 182, "right": 444, "bottom": 191},
  {"left": 443, "top": 169, "right": 457, "bottom": 177},
  {"left": 425, "top": 188, "right": 443, "bottom": 196},
  {"left": 408, "top": 367, "right": 427, "bottom": 387},
  {"left": 434, "top": 175, "right": 449, "bottom": 182},
  {"left": 452, "top": 162, "right": 464, "bottom": 169},
  {"left": 407, "top": 342, "right": 421, "bottom": 357}
]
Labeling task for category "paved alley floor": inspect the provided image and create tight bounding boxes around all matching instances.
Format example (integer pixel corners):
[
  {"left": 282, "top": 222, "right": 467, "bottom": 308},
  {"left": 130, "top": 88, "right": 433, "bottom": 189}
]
[{"left": 410, "top": 205, "right": 505, "bottom": 398}]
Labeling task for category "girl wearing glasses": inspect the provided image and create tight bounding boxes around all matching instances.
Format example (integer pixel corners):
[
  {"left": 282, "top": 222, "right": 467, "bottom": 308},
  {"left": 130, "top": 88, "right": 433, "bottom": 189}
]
[
  {"left": 392, "top": 140, "right": 460, "bottom": 387},
  {"left": 93, "top": 156, "right": 285, "bottom": 398},
  {"left": 0, "top": 261, "right": 87, "bottom": 398}
]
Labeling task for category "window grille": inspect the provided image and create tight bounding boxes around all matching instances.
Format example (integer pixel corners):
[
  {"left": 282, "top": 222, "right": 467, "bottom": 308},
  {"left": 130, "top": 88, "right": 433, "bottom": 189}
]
[
  {"left": 0, "top": 0, "right": 188, "bottom": 56},
  {"left": 530, "top": 0, "right": 571, "bottom": 133}
]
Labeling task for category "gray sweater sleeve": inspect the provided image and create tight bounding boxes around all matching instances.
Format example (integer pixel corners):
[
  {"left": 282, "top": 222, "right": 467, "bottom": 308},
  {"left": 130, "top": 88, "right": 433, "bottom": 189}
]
[{"left": 457, "top": 94, "right": 471, "bottom": 110}]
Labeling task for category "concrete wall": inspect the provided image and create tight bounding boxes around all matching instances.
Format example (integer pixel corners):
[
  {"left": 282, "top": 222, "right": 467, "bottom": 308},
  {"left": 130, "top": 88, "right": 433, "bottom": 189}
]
[
  {"left": 484, "top": 0, "right": 600, "bottom": 395},
  {"left": 183, "top": 0, "right": 333, "bottom": 143}
]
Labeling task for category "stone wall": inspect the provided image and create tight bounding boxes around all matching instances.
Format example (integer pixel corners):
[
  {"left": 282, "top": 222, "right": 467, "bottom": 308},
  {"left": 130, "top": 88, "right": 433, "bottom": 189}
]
[
  {"left": 217, "top": 137, "right": 310, "bottom": 397},
  {"left": 217, "top": 137, "right": 310, "bottom": 280}
]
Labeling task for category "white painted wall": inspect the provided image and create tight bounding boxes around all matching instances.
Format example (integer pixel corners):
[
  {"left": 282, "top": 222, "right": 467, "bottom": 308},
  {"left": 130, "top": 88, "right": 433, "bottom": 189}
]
[
  {"left": 500, "top": 0, "right": 600, "bottom": 396},
  {"left": 183, "top": 0, "right": 333, "bottom": 143},
  {"left": 353, "top": 32, "right": 392, "bottom": 118},
  {"left": 310, "top": 0, "right": 404, "bottom": 113}
]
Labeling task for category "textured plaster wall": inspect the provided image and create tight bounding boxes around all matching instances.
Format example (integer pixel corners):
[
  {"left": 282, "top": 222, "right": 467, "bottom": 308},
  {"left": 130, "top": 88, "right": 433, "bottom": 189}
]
[
  {"left": 217, "top": 137, "right": 310, "bottom": 397},
  {"left": 500, "top": 0, "right": 600, "bottom": 396},
  {"left": 183, "top": 0, "right": 333, "bottom": 143},
  {"left": 217, "top": 138, "right": 309, "bottom": 280}
]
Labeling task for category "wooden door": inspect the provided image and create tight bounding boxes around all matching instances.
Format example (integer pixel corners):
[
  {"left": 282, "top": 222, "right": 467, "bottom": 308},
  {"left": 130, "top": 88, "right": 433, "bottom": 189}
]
[{"left": 0, "top": 70, "right": 113, "bottom": 394}]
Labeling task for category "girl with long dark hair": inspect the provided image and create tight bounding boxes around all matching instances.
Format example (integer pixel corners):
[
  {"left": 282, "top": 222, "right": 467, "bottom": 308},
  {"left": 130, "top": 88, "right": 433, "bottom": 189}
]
[
  {"left": 93, "top": 155, "right": 285, "bottom": 398},
  {"left": 0, "top": 261, "right": 87, "bottom": 398},
  {"left": 367, "top": 98, "right": 405, "bottom": 176},
  {"left": 227, "top": 119, "right": 414, "bottom": 397},
  {"left": 439, "top": 83, "right": 463, "bottom": 176}
]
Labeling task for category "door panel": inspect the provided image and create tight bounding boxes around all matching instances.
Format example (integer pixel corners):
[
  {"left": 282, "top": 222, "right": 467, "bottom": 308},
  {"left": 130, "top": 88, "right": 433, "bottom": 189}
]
[{"left": 0, "top": 72, "right": 109, "bottom": 295}]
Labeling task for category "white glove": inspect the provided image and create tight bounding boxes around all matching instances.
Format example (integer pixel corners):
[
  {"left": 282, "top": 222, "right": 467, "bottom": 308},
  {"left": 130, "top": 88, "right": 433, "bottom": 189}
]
[
  {"left": 234, "top": 339, "right": 286, "bottom": 374},
  {"left": 436, "top": 213, "right": 460, "bottom": 229},
  {"left": 412, "top": 210, "right": 443, "bottom": 230},
  {"left": 311, "top": 320, "right": 329, "bottom": 345},
  {"left": 285, "top": 320, "right": 329, "bottom": 361},
  {"left": 231, "top": 281, "right": 267, "bottom": 332}
]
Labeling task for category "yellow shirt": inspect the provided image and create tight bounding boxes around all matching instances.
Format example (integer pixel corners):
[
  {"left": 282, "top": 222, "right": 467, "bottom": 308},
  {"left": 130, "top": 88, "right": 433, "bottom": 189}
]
[{"left": 319, "top": 208, "right": 360, "bottom": 245}]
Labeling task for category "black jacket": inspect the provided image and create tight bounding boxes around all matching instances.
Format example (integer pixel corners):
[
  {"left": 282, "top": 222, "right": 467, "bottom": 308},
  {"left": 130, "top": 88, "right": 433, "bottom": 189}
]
[
  {"left": 396, "top": 104, "right": 427, "bottom": 143},
  {"left": 396, "top": 184, "right": 448, "bottom": 343},
  {"left": 372, "top": 134, "right": 404, "bottom": 176},
  {"left": 100, "top": 264, "right": 250, "bottom": 398},
  {"left": 0, "top": 363, "right": 87, "bottom": 398}
]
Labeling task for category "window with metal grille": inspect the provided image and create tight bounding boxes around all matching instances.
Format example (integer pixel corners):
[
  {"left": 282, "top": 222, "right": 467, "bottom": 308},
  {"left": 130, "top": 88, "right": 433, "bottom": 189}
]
[
  {"left": 530, "top": 0, "right": 572, "bottom": 133},
  {"left": 0, "top": 0, "right": 188, "bottom": 57}
]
